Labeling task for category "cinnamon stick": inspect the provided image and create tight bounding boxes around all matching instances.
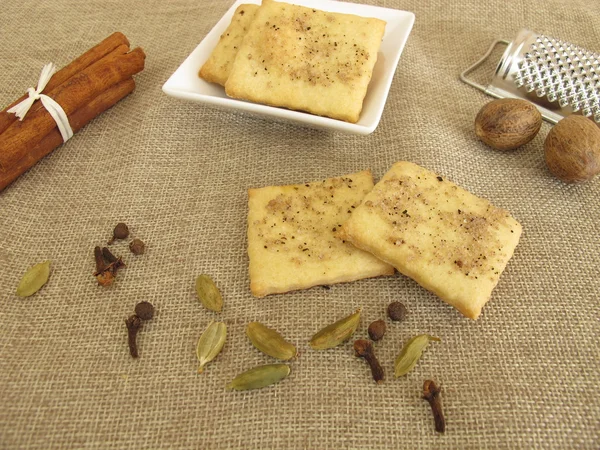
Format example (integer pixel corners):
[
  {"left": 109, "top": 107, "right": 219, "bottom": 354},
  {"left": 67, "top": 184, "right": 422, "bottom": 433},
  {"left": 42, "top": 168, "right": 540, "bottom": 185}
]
[
  {"left": 0, "top": 44, "right": 130, "bottom": 138},
  {"left": 0, "top": 79, "right": 136, "bottom": 192},
  {"left": 0, "top": 47, "right": 145, "bottom": 172},
  {"left": 0, "top": 32, "right": 130, "bottom": 135}
]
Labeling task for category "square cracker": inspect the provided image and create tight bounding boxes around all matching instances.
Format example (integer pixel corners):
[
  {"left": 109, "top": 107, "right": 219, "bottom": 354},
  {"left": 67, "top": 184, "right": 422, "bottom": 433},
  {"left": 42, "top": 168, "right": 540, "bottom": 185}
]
[
  {"left": 225, "top": 0, "right": 386, "bottom": 123},
  {"left": 199, "top": 4, "right": 260, "bottom": 86},
  {"left": 338, "top": 162, "right": 522, "bottom": 319},
  {"left": 247, "top": 170, "right": 394, "bottom": 297}
]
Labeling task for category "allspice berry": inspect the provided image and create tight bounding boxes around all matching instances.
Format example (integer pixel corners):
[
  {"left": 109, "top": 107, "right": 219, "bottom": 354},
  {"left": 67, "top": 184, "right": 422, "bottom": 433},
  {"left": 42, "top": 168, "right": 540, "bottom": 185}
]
[
  {"left": 129, "top": 238, "right": 145, "bottom": 255},
  {"left": 544, "top": 115, "right": 600, "bottom": 183},
  {"left": 387, "top": 301, "right": 407, "bottom": 322},
  {"left": 475, "top": 98, "right": 542, "bottom": 150},
  {"left": 368, "top": 320, "right": 386, "bottom": 341},
  {"left": 109, "top": 222, "right": 129, "bottom": 244}
]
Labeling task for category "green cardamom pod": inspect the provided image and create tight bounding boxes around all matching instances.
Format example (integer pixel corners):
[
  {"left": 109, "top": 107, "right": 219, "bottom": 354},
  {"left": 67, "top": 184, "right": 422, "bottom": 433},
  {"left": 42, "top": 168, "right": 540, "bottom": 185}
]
[
  {"left": 196, "top": 321, "right": 227, "bottom": 373},
  {"left": 394, "top": 334, "right": 441, "bottom": 377},
  {"left": 246, "top": 322, "right": 297, "bottom": 360},
  {"left": 309, "top": 308, "right": 361, "bottom": 350},
  {"left": 226, "top": 364, "right": 290, "bottom": 391},
  {"left": 195, "top": 274, "right": 223, "bottom": 312},
  {"left": 16, "top": 261, "right": 51, "bottom": 297}
]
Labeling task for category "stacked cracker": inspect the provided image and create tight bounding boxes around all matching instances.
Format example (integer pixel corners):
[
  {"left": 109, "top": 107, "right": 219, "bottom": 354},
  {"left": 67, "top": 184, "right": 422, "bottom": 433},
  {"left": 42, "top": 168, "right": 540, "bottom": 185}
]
[
  {"left": 247, "top": 170, "right": 395, "bottom": 297},
  {"left": 199, "top": 0, "right": 386, "bottom": 123},
  {"left": 199, "top": 4, "right": 260, "bottom": 85},
  {"left": 247, "top": 163, "right": 522, "bottom": 320}
]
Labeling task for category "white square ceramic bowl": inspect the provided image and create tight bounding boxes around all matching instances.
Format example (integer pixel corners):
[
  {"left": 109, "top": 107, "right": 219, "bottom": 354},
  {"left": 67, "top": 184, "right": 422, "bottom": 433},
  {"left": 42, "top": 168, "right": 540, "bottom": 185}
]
[{"left": 162, "top": 0, "right": 415, "bottom": 135}]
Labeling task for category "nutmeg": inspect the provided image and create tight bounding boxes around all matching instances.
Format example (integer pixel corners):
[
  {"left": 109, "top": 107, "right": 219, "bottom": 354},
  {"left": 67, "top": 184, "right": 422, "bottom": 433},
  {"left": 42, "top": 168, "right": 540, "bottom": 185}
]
[
  {"left": 544, "top": 115, "right": 600, "bottom": 183},
  {"left": 475, "top": 99, "right": 542, "bottom": 150}
]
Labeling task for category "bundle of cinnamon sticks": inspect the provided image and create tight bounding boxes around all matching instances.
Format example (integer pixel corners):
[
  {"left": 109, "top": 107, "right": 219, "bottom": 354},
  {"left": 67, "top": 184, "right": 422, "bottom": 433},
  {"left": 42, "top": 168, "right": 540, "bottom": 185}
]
[{"left": 0, "top": 32, "right": 146, "bottom": 192}]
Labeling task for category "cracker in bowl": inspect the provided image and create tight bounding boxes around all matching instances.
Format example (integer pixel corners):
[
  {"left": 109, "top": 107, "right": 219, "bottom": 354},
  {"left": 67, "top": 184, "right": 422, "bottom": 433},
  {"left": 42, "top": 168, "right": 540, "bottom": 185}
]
[
  {"left": 199, "top": 4, "right": 260, "bottom": 86},
  {"left": 338, "top": 162, "right": 522, "bottom": 319},
  {"left": 247, "top": 170, "right": 394, "bottom": 297},
  {"left": 225, "top": 0, "right": 386, "bottom": 123}
]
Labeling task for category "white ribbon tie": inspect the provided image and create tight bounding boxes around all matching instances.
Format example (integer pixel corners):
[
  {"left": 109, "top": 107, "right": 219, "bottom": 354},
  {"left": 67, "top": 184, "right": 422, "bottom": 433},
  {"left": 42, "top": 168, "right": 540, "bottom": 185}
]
[{"left": 7, "top": 63, "right": 74, "bottom": 142}]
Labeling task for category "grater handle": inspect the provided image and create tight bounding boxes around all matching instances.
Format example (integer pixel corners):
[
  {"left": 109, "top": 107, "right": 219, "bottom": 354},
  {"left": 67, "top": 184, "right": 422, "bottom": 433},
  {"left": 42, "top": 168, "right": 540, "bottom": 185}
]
[{"left": 460, "top": 39, "right": 510, "bottom": 96}]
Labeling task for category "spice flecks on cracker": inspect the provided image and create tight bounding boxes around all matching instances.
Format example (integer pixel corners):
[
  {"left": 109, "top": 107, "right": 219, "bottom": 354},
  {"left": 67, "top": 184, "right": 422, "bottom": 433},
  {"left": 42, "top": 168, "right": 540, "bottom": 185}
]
[
  {"left": 247, "top": 170, "right": 394, "bottom": 297},
  {"left": 225, "top": 0, "right": 386, "bottom": 123},
  {"left": 338, "top": 161, "right": 522, "bottom": 319},
  {"left": 199, "top": 4, "right": 260, "bottom": 86}
]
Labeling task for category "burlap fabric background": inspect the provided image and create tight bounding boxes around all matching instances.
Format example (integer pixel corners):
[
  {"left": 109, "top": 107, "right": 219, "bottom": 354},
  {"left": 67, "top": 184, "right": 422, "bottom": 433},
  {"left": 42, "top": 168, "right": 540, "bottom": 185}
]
[{"left": 1, "top": 0, "right": 599, "bottom": 448}]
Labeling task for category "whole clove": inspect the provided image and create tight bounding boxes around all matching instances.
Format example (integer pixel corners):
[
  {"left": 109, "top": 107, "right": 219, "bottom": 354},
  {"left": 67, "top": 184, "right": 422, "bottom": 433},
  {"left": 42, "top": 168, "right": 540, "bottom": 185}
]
[
  {"left": 125, "top": 314, "right": 143, "bottom": 358},
  {"left": 94, "top": 246, "right": 114, "bottom": 286},
  {"left": 102, "top": 247, "right": 125, "bottom": 272},
  {"left": 102, "top": 246, "right": 117, "bottom": 263},
  {"left": 93, "top": 246, "right": 125, "bottom": 286},
  {"left": 354, "top": 339, "right": 384, "bottom": 384},
  {"left": 135, "top": 301, "right": 155, "bottom": 320},
  {"left": 108, "top": 222, "right": 129, "bottom": 244},
  {"left": 94, "top": 246, "right": 106, "bottom": 273},
  {"left": 423, "top": 379, "right": 446, "bottom": 433}
]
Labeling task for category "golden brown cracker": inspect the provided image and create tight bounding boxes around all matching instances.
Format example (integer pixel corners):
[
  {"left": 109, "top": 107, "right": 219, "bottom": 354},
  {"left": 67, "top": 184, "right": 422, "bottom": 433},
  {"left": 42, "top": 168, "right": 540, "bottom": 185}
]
[
  {"left": 247, "top": 170, "right": 394, "bottom": 297},
  {"left": 339, "top": 161, "right": 522, "bottom": 319},
  {"left": 225, "top": 0, "right": 386, "bottom": 123},
  {"left": 199, "top": 4, "right": 260, "bottom": 86}
]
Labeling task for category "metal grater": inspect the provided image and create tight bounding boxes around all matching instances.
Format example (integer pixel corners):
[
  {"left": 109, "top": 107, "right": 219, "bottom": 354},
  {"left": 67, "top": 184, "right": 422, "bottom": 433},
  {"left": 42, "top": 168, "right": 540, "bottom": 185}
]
[{"left": 460, "top": 29, "right": 600, "bottom": 125}]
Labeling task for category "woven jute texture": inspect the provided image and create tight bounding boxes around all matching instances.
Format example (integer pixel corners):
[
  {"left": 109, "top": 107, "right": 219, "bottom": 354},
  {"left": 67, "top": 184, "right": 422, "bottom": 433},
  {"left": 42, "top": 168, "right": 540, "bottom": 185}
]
[{"left": 1, "top": 0, "right": 599, "bottom": 448}]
